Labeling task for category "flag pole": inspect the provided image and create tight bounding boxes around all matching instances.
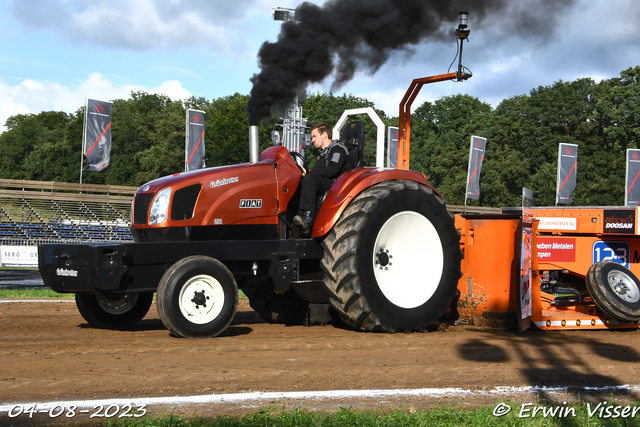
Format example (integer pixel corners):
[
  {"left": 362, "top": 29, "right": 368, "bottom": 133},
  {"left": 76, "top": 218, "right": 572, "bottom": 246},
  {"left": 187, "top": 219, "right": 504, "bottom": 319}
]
[{"left": 80, "top": 98, "right": 88, "bottom": 184}]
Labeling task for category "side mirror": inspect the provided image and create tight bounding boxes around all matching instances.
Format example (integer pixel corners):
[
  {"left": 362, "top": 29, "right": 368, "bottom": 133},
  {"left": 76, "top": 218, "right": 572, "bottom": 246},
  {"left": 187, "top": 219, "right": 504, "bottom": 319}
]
[{"left": 270, "top": 130, "right": 282, "bottom": 146}]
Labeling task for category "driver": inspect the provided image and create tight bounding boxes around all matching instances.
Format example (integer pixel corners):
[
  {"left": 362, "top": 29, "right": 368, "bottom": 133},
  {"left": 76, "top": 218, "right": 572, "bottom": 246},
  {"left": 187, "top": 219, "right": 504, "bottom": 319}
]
[{"left": 293, "top": 122, "right": 348, "bottom": 236}]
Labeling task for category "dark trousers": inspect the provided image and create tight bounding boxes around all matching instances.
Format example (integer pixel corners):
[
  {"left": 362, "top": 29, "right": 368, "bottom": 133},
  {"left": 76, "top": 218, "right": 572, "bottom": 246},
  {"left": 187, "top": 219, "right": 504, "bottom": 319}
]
[{"left": 298, "top": 171, "right": 335, "bottom": 214}]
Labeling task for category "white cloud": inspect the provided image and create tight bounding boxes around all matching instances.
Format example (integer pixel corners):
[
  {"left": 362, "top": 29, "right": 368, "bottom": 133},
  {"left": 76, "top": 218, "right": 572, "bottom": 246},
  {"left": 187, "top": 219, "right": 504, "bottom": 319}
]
[
  {"left": 11, "top": 0, "right": 265, "bottom": 54},
  {"left": 0, "top": 73, "right": 192, "bottom": 132},
  {"left": 69, "top": 1, "right": 231, "bottom": 51},
  {"left": 150, "top": 80, "right": 193, "bottom": 100}
]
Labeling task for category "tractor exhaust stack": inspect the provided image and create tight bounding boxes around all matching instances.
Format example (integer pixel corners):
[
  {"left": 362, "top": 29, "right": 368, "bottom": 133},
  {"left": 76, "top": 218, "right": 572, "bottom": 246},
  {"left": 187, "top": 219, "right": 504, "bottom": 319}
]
[{"left": 249, "top": 125, "right": 260, "bottom": 163}]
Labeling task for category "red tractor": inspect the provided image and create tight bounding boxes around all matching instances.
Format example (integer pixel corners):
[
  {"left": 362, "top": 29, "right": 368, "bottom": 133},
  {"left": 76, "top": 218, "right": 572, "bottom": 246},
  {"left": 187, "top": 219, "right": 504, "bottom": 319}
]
[
  {"left": 39, "top": 13, "right": 473, "bottom": 338},
  {"left": 38, "top": 121, "right": 463, "bottom": 338}
]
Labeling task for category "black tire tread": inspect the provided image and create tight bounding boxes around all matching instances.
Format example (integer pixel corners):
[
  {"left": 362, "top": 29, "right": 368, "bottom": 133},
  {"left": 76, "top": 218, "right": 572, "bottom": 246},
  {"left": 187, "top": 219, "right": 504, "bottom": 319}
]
[
  {"left": 156, "top": 255, "right": 238, "bottom": 338},
  {"left": 75, "top": 293, "right": 153, "bottom": 330},
  {"left": 586, "top": 261, "right": 640, "bottom": 322},
  {"left": 321, "top": 180, "right": 462, "bottom": 333},
  {"left": 242, "top": 276, "right": 311, "bottom": 325}
]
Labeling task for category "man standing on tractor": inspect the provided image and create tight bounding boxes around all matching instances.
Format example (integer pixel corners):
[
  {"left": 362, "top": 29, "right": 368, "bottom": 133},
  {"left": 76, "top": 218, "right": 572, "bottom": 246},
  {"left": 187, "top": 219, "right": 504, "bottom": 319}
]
[{"left": 293, "top": 122, "right": 349, "bottom": 236}]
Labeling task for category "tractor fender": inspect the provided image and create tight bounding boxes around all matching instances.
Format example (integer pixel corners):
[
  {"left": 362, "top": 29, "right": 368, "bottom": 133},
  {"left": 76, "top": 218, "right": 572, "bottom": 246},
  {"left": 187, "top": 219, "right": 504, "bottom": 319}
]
[{"left": 311, "top": 167, "right": 440, "bottom": 238}]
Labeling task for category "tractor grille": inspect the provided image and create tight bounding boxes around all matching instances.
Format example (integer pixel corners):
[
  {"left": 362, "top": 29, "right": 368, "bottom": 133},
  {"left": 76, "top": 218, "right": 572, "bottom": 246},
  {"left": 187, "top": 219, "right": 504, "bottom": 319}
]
[
  {"left": 171, "top": 185, "right": 202, "bottom": 221},
  {"left": 133, "top": 193, "right": 154, "bottom": 224}
]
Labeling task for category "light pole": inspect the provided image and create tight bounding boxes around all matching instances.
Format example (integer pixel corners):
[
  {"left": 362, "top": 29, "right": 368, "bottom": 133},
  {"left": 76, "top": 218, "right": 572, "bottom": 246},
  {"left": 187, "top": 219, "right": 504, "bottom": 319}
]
[
  {"left": 269, "top": 7, "right": 309, "bottom": 154},
  {"left": 272, "top": 7, "right": 295, "bottom": 22},
  {"left": 455, "top": 12, "right": 471, "bottom": 81}
]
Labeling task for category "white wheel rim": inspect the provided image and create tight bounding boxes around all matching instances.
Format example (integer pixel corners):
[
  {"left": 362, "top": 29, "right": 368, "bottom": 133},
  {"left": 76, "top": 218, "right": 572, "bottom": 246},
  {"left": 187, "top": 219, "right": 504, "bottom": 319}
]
[
  {"left": 97, "top": 294, "right": 138, "bottom": 315},
  {"left": 607, "top": 269, "right": 640, "bottom": 303},
  {"left": 372, "top": 211, "right": 443, "bottom": 309},
  {"left": 178, "top": 274, "right": 226, "bottom": 324}
]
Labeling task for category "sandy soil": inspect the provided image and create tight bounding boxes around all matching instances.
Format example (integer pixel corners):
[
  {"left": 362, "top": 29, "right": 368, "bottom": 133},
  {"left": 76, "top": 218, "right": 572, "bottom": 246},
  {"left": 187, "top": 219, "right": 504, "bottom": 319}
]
[{"left": 2, "top": 298, "right": 640, "bottom": 423}]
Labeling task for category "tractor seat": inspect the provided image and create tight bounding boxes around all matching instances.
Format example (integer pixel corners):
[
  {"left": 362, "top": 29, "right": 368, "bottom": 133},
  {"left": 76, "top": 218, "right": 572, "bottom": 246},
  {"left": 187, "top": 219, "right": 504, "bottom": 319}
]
[
  {"left": 315, "top": 120, "right": 366, "bottom": 213},
  {"left": 339, "top": 120, "right": 365, "bottom": 172}
]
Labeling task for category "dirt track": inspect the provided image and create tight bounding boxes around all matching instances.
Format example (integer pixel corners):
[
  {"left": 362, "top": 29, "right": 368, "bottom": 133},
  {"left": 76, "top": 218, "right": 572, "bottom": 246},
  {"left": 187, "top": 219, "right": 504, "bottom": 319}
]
[{"left": 2, "top": 298, "right": 640, "bottom": 421}]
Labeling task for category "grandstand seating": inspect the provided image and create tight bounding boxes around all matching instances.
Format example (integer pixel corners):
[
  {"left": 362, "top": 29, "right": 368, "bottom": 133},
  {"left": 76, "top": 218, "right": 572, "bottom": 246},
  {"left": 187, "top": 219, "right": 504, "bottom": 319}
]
[{"left": 0, "top": 179, "right": 136, "bottom": 246}]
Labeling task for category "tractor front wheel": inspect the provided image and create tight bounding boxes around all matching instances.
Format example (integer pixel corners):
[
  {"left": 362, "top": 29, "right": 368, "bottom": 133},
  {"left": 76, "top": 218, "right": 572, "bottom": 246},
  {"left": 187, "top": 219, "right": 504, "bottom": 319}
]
[
  {"left": 321, "top": 180, "right": 462, "bottom": 332},
  {"left": 157, "top": 256, "right": 238, "bottom": 338}
]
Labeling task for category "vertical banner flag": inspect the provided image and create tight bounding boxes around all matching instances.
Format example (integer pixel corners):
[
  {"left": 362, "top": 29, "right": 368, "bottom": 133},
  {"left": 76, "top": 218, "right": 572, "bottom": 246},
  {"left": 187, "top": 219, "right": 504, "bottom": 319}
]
[
  {"left": 465, "top": 136, "right": 487, "bottom": 201},
  {"left": 83, "top": 99, "right": 112, "bottom": 171},
  {"left": 626, "top": 149, "right": 640, "bottom": 206},
  {"left": 556, "top": 143, "right": 578, "bottom": 205},
  {"left": 522, "top": 187, "right": 533, "bottom": 208},
  {"left": 387, "top": 126, "right": 399, "bottom": 168},
  {"left": 185, "top": 109, "right": 206, "bottom": 171}
]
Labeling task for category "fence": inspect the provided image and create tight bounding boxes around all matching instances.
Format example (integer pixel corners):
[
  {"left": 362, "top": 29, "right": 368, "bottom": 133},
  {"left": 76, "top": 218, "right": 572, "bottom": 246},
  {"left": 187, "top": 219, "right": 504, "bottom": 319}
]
[
  {"left": 0, "top": 179, "right": 503, "bottom": 247},
  {"left": 447, "top": 205, "right": 501, "bottom": 215},
  {"left": 0, "top": 179, "right": 137, "bottom": 247}
]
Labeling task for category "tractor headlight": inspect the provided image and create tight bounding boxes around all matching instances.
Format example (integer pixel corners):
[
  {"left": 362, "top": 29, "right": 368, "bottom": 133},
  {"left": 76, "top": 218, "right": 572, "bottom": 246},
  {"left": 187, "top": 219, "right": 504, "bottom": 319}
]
[{"left": 149, "top": 188, "right": 171, "bottom": 225}]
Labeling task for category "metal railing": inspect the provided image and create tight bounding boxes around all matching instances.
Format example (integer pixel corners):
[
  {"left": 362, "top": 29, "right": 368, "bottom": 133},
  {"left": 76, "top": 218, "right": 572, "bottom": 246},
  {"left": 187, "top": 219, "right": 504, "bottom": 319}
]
[
  {"left": 447, "top": 205, "right": 502, "bottom": 215},
  {"left": 0, "top": 179, "right": 503, "bottom": 247}
]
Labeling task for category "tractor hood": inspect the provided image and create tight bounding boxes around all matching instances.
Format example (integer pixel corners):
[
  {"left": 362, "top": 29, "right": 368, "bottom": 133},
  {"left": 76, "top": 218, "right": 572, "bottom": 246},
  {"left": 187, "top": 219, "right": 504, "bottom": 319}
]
[
  {"left": 130, "top": 146, "right": 302, "bottom": 242},
  {"left": 135, "top": 163, "right": 247, "bottom": 195}
]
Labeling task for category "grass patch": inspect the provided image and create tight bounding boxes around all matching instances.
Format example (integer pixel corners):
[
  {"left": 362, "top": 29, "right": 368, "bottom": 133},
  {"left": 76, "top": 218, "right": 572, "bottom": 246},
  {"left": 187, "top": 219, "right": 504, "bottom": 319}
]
[
  {"left": 102, "top": 402, "right": 640, "bottom": 427},
  {"left": 0, "top": 288, "right": 73, "bottom": 299},
  {"left": 0, "top": 288, "right": 247, "bottom": 300}
]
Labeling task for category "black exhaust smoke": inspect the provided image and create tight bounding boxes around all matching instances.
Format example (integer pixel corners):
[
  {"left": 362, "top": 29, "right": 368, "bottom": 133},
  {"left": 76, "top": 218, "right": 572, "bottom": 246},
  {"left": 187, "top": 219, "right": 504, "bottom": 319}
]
[{"left": 246, "top": 0, "right": 575, "bottom": 126}]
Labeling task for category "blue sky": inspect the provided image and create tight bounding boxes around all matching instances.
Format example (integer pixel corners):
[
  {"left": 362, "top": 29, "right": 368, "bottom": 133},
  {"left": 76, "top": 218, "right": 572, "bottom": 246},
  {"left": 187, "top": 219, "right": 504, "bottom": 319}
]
[{"left": 1, "top": 0, "right": 639, "bottom": 133}]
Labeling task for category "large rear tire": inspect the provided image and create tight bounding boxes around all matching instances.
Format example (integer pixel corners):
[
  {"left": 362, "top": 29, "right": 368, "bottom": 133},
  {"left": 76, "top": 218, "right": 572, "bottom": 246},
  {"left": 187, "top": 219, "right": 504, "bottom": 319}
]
[
  {"left": 586, "top": 261, "right": 640, "bottom": 322},
  {"left": 321, "top": 180, "right": 462, "bottom": 332},
  {"left": 75, "top": 293, "right": 153, "bottom": 330},
  {"left": 242, "top": 276, "right": 310, "bottom": 325},
  {"left": 157, "top": 256, "right": 238, "bottom": 338}
]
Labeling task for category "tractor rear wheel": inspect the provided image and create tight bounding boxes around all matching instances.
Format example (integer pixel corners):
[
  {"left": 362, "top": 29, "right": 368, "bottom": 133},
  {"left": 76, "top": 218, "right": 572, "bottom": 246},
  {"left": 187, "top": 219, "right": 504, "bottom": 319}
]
[
  {"left": 157, "top": 256, "right": 238, "bottom": 338},
  {"left": 586, "top": 261, "right": 640, "bottom": 322},
  {"left": 321, "top": 180, "right": 462, "bottom": 332},
  {"left": 242, "top": 276, "right": 332, "bottom": 325},
  {"left": 75, "top": 292, "right": 153, "bottom": 330},
  {"left": 242, "top": 276, "right": 310, "bottom": 325}
]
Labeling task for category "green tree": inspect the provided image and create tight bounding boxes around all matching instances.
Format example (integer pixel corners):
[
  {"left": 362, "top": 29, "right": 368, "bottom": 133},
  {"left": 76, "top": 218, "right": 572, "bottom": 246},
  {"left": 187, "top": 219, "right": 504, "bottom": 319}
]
[
  {"left": 132, "top": 96, "right": 187, "bottom": 185},
  {"left": 0, "top": 111, "right": 74, "bottom": 181},
  {"left": 409, "top": 94, "right": 493, "bottom": 205},
  {"left": 303, "top": 92, "right": 393, "bottom": 168},
  {"left": 1, "top": 65, "right": 639, "bottom": 209},
  {"left": 205, "top": 93, "right": 277, "bottom": 168},
  {"left": 487, "top": 77, "right": 611, "bottom": 206}
]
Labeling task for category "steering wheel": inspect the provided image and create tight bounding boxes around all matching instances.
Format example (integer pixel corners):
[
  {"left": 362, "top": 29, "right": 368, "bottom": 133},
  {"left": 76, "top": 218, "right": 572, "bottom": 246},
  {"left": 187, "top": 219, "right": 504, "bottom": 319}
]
[{"left": 289, "top": 151, "right": 309, "bottom": 175}]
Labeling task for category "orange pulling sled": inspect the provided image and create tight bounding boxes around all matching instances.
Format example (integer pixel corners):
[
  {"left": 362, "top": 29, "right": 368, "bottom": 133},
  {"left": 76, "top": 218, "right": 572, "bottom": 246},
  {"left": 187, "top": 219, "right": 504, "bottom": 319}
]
[{"left": 454, "top": 207, "right": 640, "bottom": 331}]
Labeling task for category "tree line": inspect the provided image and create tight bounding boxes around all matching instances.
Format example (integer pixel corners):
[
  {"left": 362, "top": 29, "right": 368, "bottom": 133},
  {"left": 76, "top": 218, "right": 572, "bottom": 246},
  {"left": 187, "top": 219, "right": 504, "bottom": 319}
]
[{"left": 1, "top": 65, "right": 639, "bottom": 207}]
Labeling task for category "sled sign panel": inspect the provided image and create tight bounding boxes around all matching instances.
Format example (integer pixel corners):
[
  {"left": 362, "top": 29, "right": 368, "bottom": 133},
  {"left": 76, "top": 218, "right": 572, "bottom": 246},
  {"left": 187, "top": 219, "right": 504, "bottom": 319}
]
[{"left": 593, "top": 240, "right": 631, "bottom": 269}]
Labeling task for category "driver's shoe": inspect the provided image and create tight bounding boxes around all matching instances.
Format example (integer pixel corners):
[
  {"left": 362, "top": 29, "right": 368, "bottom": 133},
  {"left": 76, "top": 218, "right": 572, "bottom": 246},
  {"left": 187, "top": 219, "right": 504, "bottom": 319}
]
[{"left": 293, "top": 210, "right": 314, "bottom": 236}]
